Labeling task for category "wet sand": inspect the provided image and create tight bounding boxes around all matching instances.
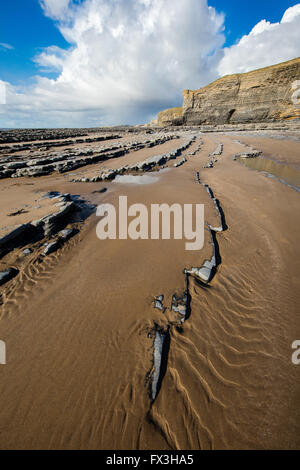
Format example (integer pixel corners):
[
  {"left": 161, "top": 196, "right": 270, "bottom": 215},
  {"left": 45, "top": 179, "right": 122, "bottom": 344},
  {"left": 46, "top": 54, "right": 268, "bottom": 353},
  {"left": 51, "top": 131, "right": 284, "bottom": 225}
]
[
  {"left": 0, "top": 130, "right": 299, "bottom": 449},
  {"left": 233, "top": 134, "right": 300, "bottom": 168}
]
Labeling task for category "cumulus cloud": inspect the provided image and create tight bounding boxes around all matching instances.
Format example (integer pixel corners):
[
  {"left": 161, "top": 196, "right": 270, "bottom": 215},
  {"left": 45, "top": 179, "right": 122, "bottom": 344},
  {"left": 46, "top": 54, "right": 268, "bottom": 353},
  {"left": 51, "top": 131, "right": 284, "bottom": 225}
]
[
  {"left": 34, "top": 46, "right": 70, "bottom": 71},
  {"left": 218, "top": 4, "right": 300, "bottom": 76},
  {"left": 39, "top": 0, "right": 72, "bottom": 20},
  {"left": 0, "top": 80, "right": 7, "bottom": 106},
  {"left": 1, "top": 0, "right": 225, "bottom": 127},
  {"left": 1, "top": 1, "right": 300, "bottom": 128}
]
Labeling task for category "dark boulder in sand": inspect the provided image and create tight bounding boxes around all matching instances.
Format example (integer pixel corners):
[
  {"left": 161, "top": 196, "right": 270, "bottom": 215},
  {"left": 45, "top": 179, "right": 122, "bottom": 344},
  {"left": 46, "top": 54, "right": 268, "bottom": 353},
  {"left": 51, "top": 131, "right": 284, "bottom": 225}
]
[{"left": 0, "top": 268, "right": 19, "bottom": 286}]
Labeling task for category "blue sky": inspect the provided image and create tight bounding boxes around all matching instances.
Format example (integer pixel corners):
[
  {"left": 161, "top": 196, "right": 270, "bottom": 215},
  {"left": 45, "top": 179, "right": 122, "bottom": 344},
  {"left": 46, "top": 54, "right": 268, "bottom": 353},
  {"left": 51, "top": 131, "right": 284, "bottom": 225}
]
[
  {"left": 210, "top": 0, "right": 298, "bottom": 45},
  {"left": 0, "top": 0, "right": 296, "bottom": 85},
  {"left": 0, "top": 0, "right": 69, "bottom": 84},
  {"left": 0, "top": 0, "right": 300, "bottom": 128}
]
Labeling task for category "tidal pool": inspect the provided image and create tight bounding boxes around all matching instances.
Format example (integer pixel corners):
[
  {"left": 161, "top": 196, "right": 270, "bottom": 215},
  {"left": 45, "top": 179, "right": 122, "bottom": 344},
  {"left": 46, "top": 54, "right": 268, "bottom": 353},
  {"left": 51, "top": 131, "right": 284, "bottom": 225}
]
[
  {"left": 113, "top": 168, "right": 170, "bottom": 185},
  {"left": 237, "top": 156, "right": 300, "bottom": 192}
]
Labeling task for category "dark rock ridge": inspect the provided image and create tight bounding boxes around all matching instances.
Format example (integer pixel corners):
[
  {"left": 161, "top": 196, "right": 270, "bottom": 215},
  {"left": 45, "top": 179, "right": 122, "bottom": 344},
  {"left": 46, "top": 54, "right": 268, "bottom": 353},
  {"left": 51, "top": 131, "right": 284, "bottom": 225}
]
[
  {"left": 148, "top": 172, "right": 227, "bottom": 403},
  {"left": 156, "top": 58, "right": 300, "bottom": 126},
  {"left": 43, "top": 229, "right": 77, "bottom": 256},
  {"left": 0, "top": 223, "right": 38, "bottom": 259},
  {"left": 204, "top": 143, "right": 223, "bottom": 168},
  {"left": 72, "top": 136, "right": 195, "bottom": 183},
  {"left": 0, "top": 134, "right": 121, "bottom": 154},
  {"left": 0, "top": 193, "right": 94, "bottom": 287},
  {"left": 0, "top": 135, "right": 176, "bottom": 180},
  {"left": 185, "top": 174, "right": 226, "bottom": 283},
  {"left": 0, "top": 268, "right": 19, "bottom": 286},
  {"left": 0, "top": 128, "right": 110, "bottom": 145},
  {"left": 150, "top": 326, "right": 171, "bottom": 403},
  {"left": 0, "top": 193, "right": 93, "bottom": 261}
]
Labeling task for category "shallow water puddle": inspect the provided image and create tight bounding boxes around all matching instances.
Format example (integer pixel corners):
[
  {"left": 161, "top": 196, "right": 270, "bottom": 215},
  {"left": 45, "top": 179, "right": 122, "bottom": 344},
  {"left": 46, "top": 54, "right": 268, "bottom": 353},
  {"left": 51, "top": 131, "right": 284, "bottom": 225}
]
[
  {"left": 114, "top": 174, "right": 160, "bottom": 185},
  {"left": 237, "top": 156, "right": 300, "bottom": 192},
  {"left": 113, "top": 168, "right": 171, "bottom": 185}
]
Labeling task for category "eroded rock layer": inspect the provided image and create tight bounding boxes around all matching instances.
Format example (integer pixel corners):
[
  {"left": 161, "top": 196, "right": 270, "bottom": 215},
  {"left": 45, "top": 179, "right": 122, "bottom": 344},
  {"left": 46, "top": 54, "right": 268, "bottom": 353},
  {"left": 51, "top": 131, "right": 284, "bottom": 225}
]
[{"left": 157, "top": 58, "right": 300, "bottom": 126}]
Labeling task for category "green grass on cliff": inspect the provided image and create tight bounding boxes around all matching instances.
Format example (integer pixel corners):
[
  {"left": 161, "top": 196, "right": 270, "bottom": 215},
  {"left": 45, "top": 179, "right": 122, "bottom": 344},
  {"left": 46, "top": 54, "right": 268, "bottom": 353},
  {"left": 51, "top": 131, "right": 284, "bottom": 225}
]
[{"left": 158, "top": 107, "right": 182, "bottom": 120}]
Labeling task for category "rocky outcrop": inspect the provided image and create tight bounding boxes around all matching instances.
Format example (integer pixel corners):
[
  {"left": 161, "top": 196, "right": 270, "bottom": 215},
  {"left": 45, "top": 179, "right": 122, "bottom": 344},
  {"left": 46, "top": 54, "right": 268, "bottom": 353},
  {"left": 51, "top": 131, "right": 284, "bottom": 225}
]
[
  {"left": 185, "top": 174, "right": 226, "bottom": 283},
  {"left": 146, "top": 172, "right": 228, "bottom": 404},
  {"left": 71, "top": 136, "right": 195, "bottom": 182},
  {"left": 0, "top": 128, "right": 112, "bottom": 145},
  {"left": 0, "top": 193, "right": 93, "bottom": 260},
  {"left": 154, "top": 58, "right": 300, "bottom": 126},
  {"left": 0, "top": 135, "right": 176, "bottom": 180},
  {"left": 0, "top": 134, "right": 120, "bottom": 153},
  {"left": 204, "top": 143, "right": 223, "bottom": 168},
  {"left": 157, "top": 107, "right": 183, "bottom": 126},
  {"left": 0, "top": 223, "right": 38, "bottom": 258},
  {"left": 183, "top": 58, "right": 300, "bottom": 125}
]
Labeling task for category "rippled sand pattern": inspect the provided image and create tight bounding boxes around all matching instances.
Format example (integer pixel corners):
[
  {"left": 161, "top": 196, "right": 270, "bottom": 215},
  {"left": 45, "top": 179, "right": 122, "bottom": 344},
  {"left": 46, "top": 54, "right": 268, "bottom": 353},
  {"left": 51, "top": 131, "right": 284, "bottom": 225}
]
[{"left": 0, "top": 131, "right": 299, "bottom": 449}]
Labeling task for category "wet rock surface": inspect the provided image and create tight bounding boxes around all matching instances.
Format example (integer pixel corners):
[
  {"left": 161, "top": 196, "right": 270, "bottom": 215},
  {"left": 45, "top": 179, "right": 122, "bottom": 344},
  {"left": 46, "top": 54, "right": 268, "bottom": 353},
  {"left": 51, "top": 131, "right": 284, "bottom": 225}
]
[
  {"left": 0, "top": 268, "right": 19, "bottom": 286},
  {"left": 148, "top": 170, "right": 227, "bottom": 403},
  {"left": 150, "top": 326, "right": 170, "bottom": 403},
  {"left": 0, "top": 191, "right": 93, "bottom": 265},
  {"left": 204, "top": 143, "right": 223, "bottom": 168},
  {"left": 71, "top": 136, "right": 195, "bottom": 182},
  {"left": 0, "top": 132, "right": 178, "bottom": 180}
]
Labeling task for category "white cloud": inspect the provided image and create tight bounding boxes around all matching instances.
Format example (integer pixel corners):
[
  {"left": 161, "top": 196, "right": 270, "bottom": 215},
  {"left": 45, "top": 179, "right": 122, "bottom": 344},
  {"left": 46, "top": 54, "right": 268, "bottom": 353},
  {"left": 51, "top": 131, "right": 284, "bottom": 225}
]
[
  {"left": 1, "top": 1, "right": 300, "bottom": 128},
  {"left": 1, "top": 0, "right": 225, "bottom": 127},
  {"left": 0, "top": 80, "right": 6, "bottom": 105},
  {"left": 34, "top": 46, "right": 71, "bottom": 71},
  {"left": 281, "top": 3, "right": 300, "bottom": 23},
  {"left": 218, "top": 3, "right": 300, "bottom": 76},
  {"left": 0, "top": 42, "right": 14, "bottom": 50},
  {"left": 39, "top": 0, "right": 72, "bottom": 20}
]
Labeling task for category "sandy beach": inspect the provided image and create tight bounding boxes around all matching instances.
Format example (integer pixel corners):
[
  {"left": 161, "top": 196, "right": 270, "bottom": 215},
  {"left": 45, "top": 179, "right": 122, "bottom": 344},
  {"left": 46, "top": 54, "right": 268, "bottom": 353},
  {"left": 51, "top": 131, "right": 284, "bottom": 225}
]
[{"left": 0, "top": 128, "right": 299, "bottom": 450}]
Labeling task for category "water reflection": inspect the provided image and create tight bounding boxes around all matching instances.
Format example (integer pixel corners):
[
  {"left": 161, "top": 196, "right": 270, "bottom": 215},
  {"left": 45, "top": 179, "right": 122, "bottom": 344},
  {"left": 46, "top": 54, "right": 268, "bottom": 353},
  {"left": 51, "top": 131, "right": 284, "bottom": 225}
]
[
  {"left": 114, "top": 174, "right": 160, "bottom": 185},
  {"left": 237, "top": 156, "right": 300, "bottom": 192}
]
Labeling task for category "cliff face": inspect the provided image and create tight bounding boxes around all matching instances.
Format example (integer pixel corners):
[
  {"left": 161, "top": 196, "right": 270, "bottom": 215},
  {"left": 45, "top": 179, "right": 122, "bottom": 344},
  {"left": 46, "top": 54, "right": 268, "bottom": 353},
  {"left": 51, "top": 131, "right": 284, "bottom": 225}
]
[
  {"left": 182, "top": 58, "right": 300, "bottom": 125},
  {"left": 155, "top": 58, "right": 300, "bottom": 126},
  {"left": 157, "top": 107, "right": 183, "bottom": 126}
]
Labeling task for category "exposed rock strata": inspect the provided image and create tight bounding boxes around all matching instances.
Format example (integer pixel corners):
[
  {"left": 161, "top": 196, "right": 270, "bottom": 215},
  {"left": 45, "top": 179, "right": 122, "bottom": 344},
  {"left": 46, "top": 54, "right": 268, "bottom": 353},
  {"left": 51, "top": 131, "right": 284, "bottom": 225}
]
[
  {"left": 204, "top": 143, "right": 223, "bottom": 168},
  {"left": 0, "top": 135, "right": 177, "bottom": 180},
  {"left": 72, "top": 137, "right": 195, "bottom": 183},
  {"left": 0, "top": 134, "right": 120, "bottom": 154},
  {"left": 148, "top": 172, "right": 227, "bottom": 403},
  {"left": 0, "top": 128, "right": 113, "bottom": 145},
  {"left": 0, "top": 193, "right": 93, "bottom": 261},
  {"left": 155, "top": 58, "right": 300, "bottom": 126},
  {"left": 185, "top": 175, "right": 225, "bottom": 283},
  {"left": 157, "top": 107, "right": 183, "bottom": 127}
]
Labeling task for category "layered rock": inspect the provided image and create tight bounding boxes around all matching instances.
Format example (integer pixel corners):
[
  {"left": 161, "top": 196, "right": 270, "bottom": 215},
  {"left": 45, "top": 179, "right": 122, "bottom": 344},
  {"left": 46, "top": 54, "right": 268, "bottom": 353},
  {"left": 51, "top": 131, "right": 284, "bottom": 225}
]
[
  {"left": 0, "top": 135, "right": 175, "bottom": 180},
  {"left": 0, "top": 192, "right": 93, "bottom": 261},
  {"left": 155, "top": 58, "right": 300, "bottom": 126},
  {"left": 183, "top": 58, "right": 300, "bottom": 125},
  {"left": 71, "top": 136, "right": 195, "bottom": 182},
  {"left": 157, "top": 107, "right": 183, "bottom": 126}
]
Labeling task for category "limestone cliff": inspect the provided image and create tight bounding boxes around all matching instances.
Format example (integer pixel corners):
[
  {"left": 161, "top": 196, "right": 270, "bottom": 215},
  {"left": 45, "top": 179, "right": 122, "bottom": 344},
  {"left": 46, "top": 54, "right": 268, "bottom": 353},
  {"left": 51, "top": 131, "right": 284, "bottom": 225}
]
[
  {"left": 157, "top": 107, "right": 183, "bottom": 126},
  {"left": 156, "top": 58, "right": 300, "bottom": 126}
]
